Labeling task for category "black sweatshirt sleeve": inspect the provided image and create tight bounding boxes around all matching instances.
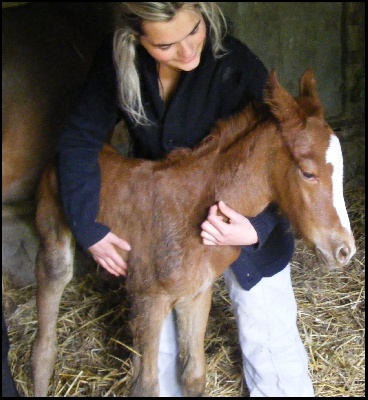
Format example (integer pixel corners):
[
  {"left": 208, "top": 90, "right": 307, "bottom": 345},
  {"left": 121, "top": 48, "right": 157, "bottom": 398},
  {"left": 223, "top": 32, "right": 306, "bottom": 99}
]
[{"left": 57, "top": 37, "right": 118, "bottom": 249}]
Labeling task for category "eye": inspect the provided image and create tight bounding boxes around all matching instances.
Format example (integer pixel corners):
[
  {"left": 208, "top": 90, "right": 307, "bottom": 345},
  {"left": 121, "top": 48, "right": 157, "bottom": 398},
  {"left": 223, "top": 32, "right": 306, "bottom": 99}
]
[
  {"left": 188, "top": 19, "right": 201, "bottom": 36},
  {"left": 157, "top": 44, "right": 172, "bottom": 51},
  {"left": 302, "top": 171, "right": 314, "bottom": 179},
  {"left": 299, "top": 169, "right": 317, "bottom": 182},
  {"left": 189, "top": 24, "right": 200, "bottom": 35}
]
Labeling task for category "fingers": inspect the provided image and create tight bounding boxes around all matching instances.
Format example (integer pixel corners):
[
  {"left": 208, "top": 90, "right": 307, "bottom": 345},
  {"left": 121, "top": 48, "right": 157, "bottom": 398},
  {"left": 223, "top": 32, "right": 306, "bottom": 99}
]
[
  {"left": 204, "top": 202, "right": 235, "bottom": 236},
  {"left": 202, "top": 238, "right": 217, "bottom": 246},
  {"left": 217, "top": 201, "right": 238, "bottom": 221},
  {"left": 111, "top": 234, "right": 131, "bottom": 252},
  {"left": 208, "top": 203, "right": 219, "bottom": 217},
  {"left": 88, "top": 232, "right": 130, "bottom": 277},
  {"left": 200, "top": 228, "right": 220, "bottom": 245},
  {"left": 94, "top": 255, "right": 126, "bottom": 277},
  {"left": 201, "top": 201, "right": 258, "bottom": 246},
  {"left": 92, "top": 249, "right": 128, "bottom": 277},
  {"left": 201, "top": 203, "right": 224, "bottom": 244},
  {"left": 201, "top": 214, "right": 228, "bottom": 245}
]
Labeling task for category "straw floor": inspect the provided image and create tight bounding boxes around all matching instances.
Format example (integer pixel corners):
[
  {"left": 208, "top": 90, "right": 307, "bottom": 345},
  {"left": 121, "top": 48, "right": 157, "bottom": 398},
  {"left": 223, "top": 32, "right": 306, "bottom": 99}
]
[{"left": 2, "top": 184, "right": 365, "bottom": 397}]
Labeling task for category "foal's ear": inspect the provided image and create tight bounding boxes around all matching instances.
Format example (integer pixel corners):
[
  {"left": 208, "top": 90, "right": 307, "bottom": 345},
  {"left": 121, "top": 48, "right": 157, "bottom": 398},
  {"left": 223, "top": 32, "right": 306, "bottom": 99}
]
[
  {"left": 264, "top": 70, "right": 304, "bottom": 130},
  {"left": 299, "top": 68, "right": 317, "bottom": 96},
  {"left": 264, "top": 70, "right": 309, "bottom": 161},
  {"left": 298, "top": 68, "right": 324, "bottom": 117}
]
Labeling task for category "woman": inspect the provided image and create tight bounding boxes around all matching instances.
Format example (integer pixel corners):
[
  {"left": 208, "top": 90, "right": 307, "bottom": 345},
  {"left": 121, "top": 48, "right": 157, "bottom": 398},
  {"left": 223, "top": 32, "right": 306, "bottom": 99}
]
[{"left": 58, "top": 2, "right": 314, "bottom": 397}]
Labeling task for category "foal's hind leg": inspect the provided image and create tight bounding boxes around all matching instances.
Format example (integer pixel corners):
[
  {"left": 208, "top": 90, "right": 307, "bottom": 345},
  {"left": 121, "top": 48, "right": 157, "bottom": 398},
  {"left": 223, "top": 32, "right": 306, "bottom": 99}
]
[
  {"left": 175, "top": 287, "right": 212, "bottom": 397},
  {"left": 31, "top": 230, "right": 75, "bottom": 397}
]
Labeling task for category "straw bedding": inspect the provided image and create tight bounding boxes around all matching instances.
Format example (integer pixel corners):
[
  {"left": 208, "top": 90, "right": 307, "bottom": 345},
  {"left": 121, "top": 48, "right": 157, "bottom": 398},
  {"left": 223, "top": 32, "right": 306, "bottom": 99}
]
[{"left": 2, "top": 184, "right": 364, "bottom": 397}]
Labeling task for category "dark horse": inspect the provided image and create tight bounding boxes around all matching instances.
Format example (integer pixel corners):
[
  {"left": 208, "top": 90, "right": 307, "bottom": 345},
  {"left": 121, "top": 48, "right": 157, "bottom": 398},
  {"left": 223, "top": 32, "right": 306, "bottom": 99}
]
[{"left": 31, "top": 69, "right": 355, "bottom": 397}]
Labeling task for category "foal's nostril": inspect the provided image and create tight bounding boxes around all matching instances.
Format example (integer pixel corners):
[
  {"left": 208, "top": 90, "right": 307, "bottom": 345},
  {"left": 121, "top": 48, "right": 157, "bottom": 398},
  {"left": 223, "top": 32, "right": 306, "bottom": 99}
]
[{"left": 336, "top": 244, "right": 351, "bottom": 264}]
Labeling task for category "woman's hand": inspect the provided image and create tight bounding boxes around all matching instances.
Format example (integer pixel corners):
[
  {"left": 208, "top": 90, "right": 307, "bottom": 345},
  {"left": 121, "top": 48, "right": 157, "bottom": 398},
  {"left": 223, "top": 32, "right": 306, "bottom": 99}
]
[
  {"left": 200, "top": 201, "right": 258, "bottom": 246},
  {"left": 88, "top": 232, "right": 131, "bottom": 277}
]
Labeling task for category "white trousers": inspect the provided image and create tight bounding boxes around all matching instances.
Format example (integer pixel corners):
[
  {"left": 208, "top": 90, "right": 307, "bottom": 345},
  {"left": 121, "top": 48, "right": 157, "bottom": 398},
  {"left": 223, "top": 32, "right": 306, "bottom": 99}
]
[{"left": 157, "top": 264, "right": 315, "bottom": 397}]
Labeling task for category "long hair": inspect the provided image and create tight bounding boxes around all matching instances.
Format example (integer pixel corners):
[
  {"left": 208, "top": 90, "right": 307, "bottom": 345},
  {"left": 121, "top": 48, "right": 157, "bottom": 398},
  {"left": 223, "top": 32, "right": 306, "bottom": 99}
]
[{"left": 113, "top": 2, "right": 228, "bottom": 126}]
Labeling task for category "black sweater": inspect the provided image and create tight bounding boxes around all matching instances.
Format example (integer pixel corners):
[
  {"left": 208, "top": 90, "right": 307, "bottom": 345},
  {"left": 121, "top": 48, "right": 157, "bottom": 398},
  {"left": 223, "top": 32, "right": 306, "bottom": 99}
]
[{"left": 57, "top": 34, "right": 294, "bottom": 290}]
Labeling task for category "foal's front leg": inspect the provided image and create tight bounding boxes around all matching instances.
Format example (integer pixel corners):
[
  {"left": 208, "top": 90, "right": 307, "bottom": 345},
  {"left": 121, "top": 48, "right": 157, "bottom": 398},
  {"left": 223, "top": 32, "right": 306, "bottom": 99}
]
[
  {"left": 175, "top": 287, "right": 212, "bottom": 397},
  {"left": 130, "top": 294, "right": 172, "bottom": 397}
]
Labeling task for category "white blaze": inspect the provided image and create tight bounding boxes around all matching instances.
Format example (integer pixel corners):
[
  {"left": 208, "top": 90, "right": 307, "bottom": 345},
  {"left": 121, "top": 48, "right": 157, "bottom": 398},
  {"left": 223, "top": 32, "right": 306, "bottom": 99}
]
[{"left": 325, "top": 134, "right": 351, "bottom": 232}]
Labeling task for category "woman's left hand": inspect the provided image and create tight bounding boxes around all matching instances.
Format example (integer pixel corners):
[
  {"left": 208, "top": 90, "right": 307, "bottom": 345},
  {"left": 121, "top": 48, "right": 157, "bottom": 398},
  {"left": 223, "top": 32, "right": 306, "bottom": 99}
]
[{"left": 200, "top": 200, "right": 258, "bottom": 246}]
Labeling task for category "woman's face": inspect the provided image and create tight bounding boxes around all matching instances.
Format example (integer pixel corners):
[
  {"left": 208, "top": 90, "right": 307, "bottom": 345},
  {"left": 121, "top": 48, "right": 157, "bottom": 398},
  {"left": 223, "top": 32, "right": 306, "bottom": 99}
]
[{"left": 139, "top": 7, "right": 207, "bottom": 72}]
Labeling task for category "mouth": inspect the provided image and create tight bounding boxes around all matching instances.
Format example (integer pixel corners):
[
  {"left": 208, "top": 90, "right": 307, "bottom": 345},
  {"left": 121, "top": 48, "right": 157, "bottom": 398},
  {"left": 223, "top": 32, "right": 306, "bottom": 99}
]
[
  {"left": 179, "top": 54, "right": 197, "bottom": 64},
  {"left": 315, "top": 248, "right": 335, "bottom": 271}
]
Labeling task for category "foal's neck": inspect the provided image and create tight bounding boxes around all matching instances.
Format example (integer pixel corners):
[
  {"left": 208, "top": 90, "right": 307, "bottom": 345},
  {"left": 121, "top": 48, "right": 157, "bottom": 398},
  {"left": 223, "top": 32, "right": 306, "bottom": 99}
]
[{"left": 213, "top": 120, "right": 277, "bottom": 218}]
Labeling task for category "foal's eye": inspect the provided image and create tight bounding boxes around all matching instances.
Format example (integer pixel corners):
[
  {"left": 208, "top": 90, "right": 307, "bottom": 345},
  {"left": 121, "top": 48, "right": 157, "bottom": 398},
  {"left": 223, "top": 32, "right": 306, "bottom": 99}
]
[
  {"left": 303, "top": 171, "right": 315, "bottom": 179},
  {"left": 299, "top": 169, "right": 317, "bottom": 181}
]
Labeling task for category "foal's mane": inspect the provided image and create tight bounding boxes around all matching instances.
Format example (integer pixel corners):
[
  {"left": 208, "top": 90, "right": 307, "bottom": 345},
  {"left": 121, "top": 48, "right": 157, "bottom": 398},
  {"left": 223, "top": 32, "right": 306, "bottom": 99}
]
[{"left": 163, "top": 101, "right": 270, "bottom": 166}]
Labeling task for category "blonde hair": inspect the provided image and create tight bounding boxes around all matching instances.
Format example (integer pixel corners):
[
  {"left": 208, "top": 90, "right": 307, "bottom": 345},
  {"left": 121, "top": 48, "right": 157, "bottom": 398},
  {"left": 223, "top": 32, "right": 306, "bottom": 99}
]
[{"left": 113, "top": 2, "right": 228, "bottom": 126}]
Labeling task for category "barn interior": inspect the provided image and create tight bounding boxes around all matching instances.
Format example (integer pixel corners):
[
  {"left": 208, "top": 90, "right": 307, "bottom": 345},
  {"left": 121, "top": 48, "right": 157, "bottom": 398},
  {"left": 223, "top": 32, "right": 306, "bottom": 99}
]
[{"left": 2, "top": 2, "right": 365, "bottom": 397}]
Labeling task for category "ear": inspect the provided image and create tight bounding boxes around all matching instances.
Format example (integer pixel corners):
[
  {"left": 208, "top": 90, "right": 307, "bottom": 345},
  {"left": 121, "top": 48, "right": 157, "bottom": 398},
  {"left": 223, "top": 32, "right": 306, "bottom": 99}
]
[
  {"left": 264, "top": 69, "right": 305, "bottom": 134},
  {"left": 298, "top": 68, "right": 324, "bottom": 117},
  {"left": 264, "top": 70, "right": 309, "bottom": 162}
]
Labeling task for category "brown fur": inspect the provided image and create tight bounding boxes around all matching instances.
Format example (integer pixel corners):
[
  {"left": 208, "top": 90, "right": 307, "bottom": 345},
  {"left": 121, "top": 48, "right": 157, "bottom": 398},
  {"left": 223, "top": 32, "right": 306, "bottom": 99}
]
[{"left": 31, "top": 70, "right": 355, "bottom": 397}]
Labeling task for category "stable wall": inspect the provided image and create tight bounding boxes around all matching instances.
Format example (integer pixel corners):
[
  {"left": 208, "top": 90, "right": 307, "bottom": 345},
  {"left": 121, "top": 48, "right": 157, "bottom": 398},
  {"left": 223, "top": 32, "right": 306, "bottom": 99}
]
[{"left": 219, "top": 2, "right": 365, "bottom": 121}]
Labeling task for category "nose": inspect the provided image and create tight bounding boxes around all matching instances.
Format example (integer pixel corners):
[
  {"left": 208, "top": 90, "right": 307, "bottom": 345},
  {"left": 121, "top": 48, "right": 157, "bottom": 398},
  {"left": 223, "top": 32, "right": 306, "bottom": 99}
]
[
  {"left": 335, "top": 241, "right": 356, "bottom": 265},
  {"left": 177, "top": 39, "right": 193, "bottom": 59}
]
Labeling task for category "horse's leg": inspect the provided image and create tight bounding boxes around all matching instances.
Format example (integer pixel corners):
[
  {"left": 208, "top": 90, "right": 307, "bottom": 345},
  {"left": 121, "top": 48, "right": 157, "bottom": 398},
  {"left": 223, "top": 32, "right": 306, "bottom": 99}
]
[
  {"left": 31, "top": 230, "right": 74, "bottom": 397},
  {"left": 130, "top": 295, "right": 171, "bottom": 397},
  {"left": 175, "top": 287, "right": 212, "bottom": 397}
]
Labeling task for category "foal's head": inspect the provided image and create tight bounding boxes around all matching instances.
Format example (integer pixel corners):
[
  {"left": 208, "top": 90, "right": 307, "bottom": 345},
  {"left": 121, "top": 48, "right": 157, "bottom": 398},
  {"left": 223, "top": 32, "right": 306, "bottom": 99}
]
[{"left": 264, "top": 69, "right": 356, "bottom": 269}]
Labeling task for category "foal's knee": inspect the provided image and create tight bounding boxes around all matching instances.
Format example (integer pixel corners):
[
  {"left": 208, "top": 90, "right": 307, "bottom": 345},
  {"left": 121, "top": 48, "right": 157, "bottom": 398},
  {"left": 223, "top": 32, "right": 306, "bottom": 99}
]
[{"left": 36, "top": 235, "right": 74, "bottom": 284}]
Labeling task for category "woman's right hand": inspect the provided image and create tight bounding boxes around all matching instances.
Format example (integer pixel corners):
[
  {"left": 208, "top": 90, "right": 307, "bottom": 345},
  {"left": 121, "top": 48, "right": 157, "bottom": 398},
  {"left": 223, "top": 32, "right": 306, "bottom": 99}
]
[{"left": 88, "top": 232, "right": 131, "bottom": 277}]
